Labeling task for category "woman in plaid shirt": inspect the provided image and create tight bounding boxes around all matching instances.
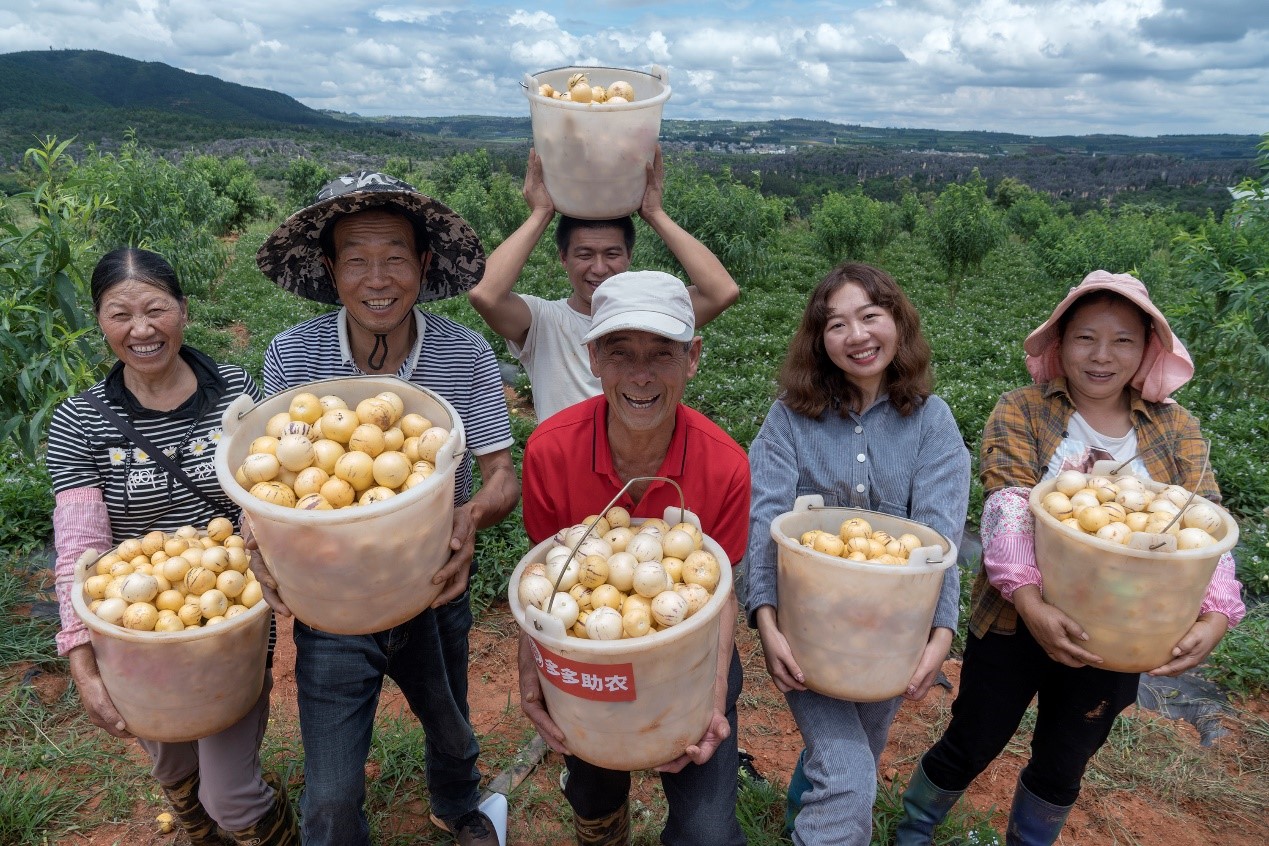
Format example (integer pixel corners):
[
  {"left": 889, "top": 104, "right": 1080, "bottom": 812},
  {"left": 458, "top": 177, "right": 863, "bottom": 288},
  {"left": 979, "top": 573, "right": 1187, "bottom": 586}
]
[{"left": 893, "top": 270, "right": 1245, "bottom": 845}]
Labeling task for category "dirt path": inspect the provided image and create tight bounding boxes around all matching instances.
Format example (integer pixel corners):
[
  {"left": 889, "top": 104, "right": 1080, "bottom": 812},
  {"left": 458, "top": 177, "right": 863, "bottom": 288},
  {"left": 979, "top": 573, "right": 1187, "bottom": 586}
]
[{"left": 47, "top": 604, "right": 1269, "bottom": 845}]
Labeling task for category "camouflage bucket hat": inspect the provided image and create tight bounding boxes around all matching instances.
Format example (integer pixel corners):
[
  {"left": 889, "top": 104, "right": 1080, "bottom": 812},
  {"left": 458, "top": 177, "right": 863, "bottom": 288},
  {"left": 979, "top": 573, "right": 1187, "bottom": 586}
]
[{"left": 256, "top": 171, "right": 485, "bottom": 305}]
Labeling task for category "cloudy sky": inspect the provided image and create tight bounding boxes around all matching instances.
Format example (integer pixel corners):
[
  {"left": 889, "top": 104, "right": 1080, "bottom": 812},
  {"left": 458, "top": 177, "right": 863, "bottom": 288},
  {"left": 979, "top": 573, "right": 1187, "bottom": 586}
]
[{"left": 3, "top": 0, "right": 1267, "bottom": 137}]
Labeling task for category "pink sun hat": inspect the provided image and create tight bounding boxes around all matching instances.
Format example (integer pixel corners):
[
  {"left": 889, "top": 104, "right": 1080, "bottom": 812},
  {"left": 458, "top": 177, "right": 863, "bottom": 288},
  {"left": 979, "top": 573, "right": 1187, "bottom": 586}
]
[{"left": 1023, "top": 270, "right": 1194, "bottom": 403}]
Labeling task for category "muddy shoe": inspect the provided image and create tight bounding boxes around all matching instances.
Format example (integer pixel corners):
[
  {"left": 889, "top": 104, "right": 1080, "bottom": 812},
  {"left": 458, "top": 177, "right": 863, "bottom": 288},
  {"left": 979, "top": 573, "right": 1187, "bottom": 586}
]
[{"left": 443, "top": 809, "right": 498, "bottom": 846}]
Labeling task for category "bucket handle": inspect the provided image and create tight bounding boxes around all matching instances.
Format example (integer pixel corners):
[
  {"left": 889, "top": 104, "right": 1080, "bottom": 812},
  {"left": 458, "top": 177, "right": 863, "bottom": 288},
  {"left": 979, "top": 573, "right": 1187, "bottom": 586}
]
[
  {"left": 220, "top": 393, "right": 258, "bottom": 437},
  {"left": 1096, "top": 436, "right": 1213, "bottom": 548},
  {"left": 542, "top": 475, "right": 688, "bottom": 620}
]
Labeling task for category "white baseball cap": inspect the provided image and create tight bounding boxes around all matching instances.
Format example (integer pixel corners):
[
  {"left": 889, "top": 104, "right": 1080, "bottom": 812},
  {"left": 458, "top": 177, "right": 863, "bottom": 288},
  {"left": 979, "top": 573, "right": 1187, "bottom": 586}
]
[{"left": 581, "top": 270, "right": 695, "bottom": 344}]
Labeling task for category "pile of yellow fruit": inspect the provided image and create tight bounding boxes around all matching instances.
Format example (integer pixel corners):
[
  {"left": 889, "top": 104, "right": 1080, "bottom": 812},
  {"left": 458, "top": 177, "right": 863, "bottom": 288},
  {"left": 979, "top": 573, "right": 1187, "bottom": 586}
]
[
  {"left": 83, "top": 518, "right": 261, "bottom": 631},
  {"left": 798, "top": 519, "right": 925, "bottom": 566},
  {"left": 234, "top": 390, "right": 448, "bottom": 510},
  {"left": 537, "top": 72, "right": 637, "bottom": 104},
  {"left": 1038, "top": 470, "right": 1222, "bottom": 551},
  {"left": 518, "top": 507, "right": 721, "bottom": 640}
]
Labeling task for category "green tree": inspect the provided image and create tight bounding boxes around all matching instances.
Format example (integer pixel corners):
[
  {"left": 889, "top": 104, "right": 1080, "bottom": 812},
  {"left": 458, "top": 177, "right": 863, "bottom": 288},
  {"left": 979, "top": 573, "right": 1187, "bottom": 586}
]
[
  {"left": 809, "top": 190, "right": 890, "bottom": 262},
  {"left": 0, "top": 138, "right": 109, "bottom": 458},
  {"left": 929, "top": 171, "right": 1002, "bottom": 298},
  {"left": 70, "top": 132, "right": 230, "bottom": 296},
  {"left": 1173, "top": 134, "right": 1269, "bottom": 401},
  {"left": 284, "top": 158, "right": 331, "bottom": 212},
  {"left": 186, "top": 155, "right": 278, "bottom": 231},
  {"left": 898, "top": 192, "right": 924, "bottom": 235}
]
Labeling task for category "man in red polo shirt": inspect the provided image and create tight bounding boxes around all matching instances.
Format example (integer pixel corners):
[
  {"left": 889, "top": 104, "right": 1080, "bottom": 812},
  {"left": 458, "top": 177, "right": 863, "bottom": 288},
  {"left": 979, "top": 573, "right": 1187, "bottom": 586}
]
[{"left": 519, "top": 269, "right": 749, "bottom": 846}]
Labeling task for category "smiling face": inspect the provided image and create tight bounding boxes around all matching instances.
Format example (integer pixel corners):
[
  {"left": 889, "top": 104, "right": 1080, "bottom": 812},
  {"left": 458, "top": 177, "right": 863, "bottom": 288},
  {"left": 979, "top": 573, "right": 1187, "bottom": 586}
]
[
  {"left": 1059, "top": 297, "right": 1149, "bottom": 410},
  {"left": 589, "top": 330, "right": 701, "bottom": 436},
  {"left": 325, "top": 210, "right": 430, "bottom": 335},
  {"left": 560, "top": 226, "right": 632, "bottom": 314},
  {"left": 97, "top": 281, "right": 188, "bottom": 378},
  {"left": 821, "top": 282, "right": 898, "bottom": 404}
]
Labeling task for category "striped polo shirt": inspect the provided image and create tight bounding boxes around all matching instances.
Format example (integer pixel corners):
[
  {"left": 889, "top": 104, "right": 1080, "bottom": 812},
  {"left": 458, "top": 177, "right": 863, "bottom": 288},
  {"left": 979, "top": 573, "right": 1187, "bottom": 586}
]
[{"left": 261, "top": 308, "right": 514, "bottom": 507}]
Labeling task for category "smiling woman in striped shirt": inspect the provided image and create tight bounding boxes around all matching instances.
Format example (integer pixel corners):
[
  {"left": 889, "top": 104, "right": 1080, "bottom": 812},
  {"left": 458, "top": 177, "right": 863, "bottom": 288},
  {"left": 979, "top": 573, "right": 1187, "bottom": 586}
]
[{"left": 47, "top": 247, "right": 296, "bottom": 845}]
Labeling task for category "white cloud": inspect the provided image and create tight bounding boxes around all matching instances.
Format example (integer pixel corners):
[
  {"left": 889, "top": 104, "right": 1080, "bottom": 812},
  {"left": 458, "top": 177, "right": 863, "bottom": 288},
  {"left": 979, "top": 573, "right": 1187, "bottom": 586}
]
[{"left": 0, "top": 0, "right": 1264, "bottom": 135}]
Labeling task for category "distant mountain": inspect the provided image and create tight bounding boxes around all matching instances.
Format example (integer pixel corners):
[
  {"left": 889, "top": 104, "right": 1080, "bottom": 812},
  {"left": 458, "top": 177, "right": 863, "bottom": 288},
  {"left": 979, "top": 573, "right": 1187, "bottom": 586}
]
[{"left": 0, "top": 49, "right": 336, "bottom": 126}]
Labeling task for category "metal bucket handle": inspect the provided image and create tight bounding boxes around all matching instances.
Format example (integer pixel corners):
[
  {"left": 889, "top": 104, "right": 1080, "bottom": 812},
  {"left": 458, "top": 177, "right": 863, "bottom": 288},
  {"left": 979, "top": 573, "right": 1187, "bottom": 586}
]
[
  {"left": 538, "top": 475, "right": 687, "bottom": 625},
  {"left": 1096, "top": 435, "right": 1213, "bottom": 549}
]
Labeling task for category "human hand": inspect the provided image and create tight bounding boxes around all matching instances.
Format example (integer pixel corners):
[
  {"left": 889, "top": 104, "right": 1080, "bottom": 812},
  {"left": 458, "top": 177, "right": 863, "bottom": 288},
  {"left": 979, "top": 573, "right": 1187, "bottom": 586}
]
[
  {"left": 517, "top": 633, "right": 569, "bottom": 755},
  {"left": 1013, "top": 586, "right": 1102, "bottom": 667},
  {"left": 431, "top": 505, "right": 477, "bottom": 607},
  {"left": 1148, "top": 612, "right": 1229, "bottom": 677},
  {"left": 68, "top": 644, "right": 131, "bottom": 738},
  {"left": 755, "top": 606, "right": 806, "bottom": 692},
  {"left": 656, "top": 709, "right": 730, "bottom": 773},
  {"left": 904, "top": 627, "right": 953, "bottom": 700},
  {"left": 523, "top": 149, "right": 555, "bottom": 214},
  {"left": 638, "top": 145, "right": 666, "bottom": 220},
  {"left": 242, "top": 517, "right": 290, "bottom": 618}
]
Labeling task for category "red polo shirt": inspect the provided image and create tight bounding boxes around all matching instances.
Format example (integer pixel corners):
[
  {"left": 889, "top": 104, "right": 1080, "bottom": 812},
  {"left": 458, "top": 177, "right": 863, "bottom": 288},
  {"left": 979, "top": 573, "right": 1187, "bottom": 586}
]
[{"left": 522, "top": 395, "right": 750, "bottom": 567}]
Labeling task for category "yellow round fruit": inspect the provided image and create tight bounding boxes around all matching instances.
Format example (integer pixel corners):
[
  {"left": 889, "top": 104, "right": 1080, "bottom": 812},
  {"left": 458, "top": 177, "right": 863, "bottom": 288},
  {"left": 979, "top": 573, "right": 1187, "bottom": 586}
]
[{"left": 288, "top": 392, "right": 323, "bottom": 424}]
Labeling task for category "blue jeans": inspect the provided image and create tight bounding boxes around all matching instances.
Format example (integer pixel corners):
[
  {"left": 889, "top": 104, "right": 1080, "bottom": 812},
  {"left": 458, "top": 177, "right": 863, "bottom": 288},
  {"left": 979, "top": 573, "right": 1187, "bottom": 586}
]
[
  {"left": 563, "top": 648, "right": 746, "bottom": 846},
  {"left": 293, "top": 591, "right": 481, "bottom": 846}
]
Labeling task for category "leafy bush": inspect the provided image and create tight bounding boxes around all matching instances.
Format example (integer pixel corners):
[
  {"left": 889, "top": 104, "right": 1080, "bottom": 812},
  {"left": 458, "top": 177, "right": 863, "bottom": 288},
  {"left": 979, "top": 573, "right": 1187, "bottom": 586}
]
[
  {"left": 1171, "top": 135, "right": 1269, "bottom": 402},
  {"left": 70, "top": 133, "right": 229, "bottom": 297},
  {"left": 898, "top": 191, "right": 925, "bottom": 235},
  {"left": 1204, "top": 602, "right": 1269, "bottom": 697},
  {"left": 283, "top": 158, "right": 331, "bottom": 211},
  {"left": 929, "top": 172, "right": 1002, "bottom": 296},
  {"left": 652, "top": 162, "right": 787, "bottom": 283},
  {"left": 809, "top": 190, "right": 892, "bottom": 262},
  {"left": 0, "top": 139, "right": 108, "bottom": 460},
  {"left": 185, "top": 155, "right": 279, "bottom": 231},
  {"left": 1033, "top": 207, "right": 1172, "bottom": 285}
]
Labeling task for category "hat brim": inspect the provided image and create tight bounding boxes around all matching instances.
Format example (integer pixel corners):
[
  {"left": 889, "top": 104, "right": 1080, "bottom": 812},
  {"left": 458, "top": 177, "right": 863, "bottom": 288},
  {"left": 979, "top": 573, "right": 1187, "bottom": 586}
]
[
  {"left": 581, "top": 311, "right": 694, "bottom": 345},
  {"left": 1023, "top": 271, "right": 1175, "bottom": 360},
  {"left": 256, "top": 190, "right": 485, "bottom": 305}
]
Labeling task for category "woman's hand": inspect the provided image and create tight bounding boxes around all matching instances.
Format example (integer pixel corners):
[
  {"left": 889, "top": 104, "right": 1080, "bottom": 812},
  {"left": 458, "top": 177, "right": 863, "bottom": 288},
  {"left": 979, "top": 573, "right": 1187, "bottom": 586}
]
[
  {"left": 67, "top": 644, "right": 132, "bottom": 738},
  {"left": 517, "top": 632, "right": 569, "bottom": 755},
  {"left": 755, "top": 606, "right": 807, "bottom": 692},
  {"left": 904, "top": 627, "right": 953, "bottom": 700},
  {"left": 1012, "top": 585, "right": 1104, "bottom": 667},
  {"left": 656, "top": 709, "right": 730, "bottom": 773},
  {"left": 1148, "top": 612, "right": 1230, "bottom": 677}
]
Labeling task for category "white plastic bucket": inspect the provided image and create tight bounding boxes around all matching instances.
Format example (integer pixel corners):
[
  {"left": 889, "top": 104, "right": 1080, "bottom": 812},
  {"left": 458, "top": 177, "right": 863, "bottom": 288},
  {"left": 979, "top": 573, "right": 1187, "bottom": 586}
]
[
  {"left": 1030, "top": 468, "right": 1238, "bottom": 672},
  {"left": 508, "top": 511, "right": 731, "bottom": 771},
  {"left": 72, "top": 552, "right": 272, "bottom": 743},
  {"left": 213, "top": 376, "right": 465, "bottom": 635},
  {"left": 771, "top": 496, "right": 957, "bottom": 702},
  {"left": 522, "top": 65, "right": 671, "bottom": 219}
]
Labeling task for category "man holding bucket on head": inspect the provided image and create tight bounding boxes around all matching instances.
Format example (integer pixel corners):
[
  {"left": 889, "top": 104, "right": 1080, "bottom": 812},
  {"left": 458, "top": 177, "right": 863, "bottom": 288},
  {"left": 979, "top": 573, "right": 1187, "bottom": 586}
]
[
  {"left": 517, "top": 270, "right": 749, "bottom": 845},
  {"left": 468, "top": 146, "right": 739, "bottom": 422},
  {"left": 252, "top": 172, "right": 520, "bottom": 846}
]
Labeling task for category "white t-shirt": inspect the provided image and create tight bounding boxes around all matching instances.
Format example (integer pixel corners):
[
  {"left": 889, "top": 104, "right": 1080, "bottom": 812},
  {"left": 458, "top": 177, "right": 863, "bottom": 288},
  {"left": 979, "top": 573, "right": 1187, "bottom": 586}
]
[
  {"left": 1045, "top": 410, "right": 1150, "bottom": 481},
  {"left": 506, "top": 295, "right": 600, "bottom": 422}
]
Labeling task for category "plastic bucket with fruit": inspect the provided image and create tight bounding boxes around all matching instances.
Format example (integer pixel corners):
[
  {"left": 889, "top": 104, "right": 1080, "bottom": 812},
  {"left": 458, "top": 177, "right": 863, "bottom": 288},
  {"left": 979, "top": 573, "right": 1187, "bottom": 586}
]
[
  {"left": 1029, "top": 462, "right": 1238, "bottom": 672},
  {"left": 522, "top": 65, "right": 671, "bottom": 219},
  {"left": 71, "top": 548, "right": 272, "bottom": 743},
  {"left": 508, "top": 504, "right": 731, "bottom": 771},
  {"left": 771, "top": 496, "right": 957, "bottom": 702},
  {"left": 213, "top": 376, "right": 465, "bottom": 636}
]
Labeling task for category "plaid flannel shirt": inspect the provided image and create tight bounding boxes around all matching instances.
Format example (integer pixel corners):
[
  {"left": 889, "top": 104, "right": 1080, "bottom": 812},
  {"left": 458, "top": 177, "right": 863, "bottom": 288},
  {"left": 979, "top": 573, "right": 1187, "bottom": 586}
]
[{"left": 969, "top": 378, "right": 1217, "bottom": 638}]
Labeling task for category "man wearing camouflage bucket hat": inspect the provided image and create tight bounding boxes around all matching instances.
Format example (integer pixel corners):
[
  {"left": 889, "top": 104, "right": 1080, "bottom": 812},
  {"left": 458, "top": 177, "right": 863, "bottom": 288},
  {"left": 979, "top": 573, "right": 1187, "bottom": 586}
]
[{"left": 251, "top": 172, "right": 519, "bottom": 846}]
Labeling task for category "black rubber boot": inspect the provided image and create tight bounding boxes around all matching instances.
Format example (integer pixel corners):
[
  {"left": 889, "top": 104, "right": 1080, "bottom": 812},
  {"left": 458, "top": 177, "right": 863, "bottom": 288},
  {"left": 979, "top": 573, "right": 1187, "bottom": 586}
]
[
  {"left": 894, "top": 760, "right": 966, "bottom": 846},
  {"left": 1005, "top": 779, "right": 1074, "bottom": 846}
]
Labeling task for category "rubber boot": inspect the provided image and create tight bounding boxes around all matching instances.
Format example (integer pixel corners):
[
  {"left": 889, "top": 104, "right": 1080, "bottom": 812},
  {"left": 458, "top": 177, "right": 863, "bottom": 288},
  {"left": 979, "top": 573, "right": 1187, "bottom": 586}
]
[
  {"left": 1005, "top": 779, "right": 1073, "bottom": 846},
  {"left": 894, "top": 760, "right": 966, "bottom": 846},
  {"left": 160, "top": 770, "right": 234, "bottom": 846},
  {"left": 229, "top": 775, "right": 300, "bottom": 846},
  {"left": 574, "top": 800, "right": 630, "bottom": 846},
  {"left": 784, "top": 747, "right": 811, "bottom": 833}
]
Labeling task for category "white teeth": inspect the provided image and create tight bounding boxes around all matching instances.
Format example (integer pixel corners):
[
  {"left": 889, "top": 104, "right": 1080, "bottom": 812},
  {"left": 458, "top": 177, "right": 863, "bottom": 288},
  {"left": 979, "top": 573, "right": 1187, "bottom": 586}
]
[
  {"left": 365, "top": 299, "right": 393, "bottom": 308},
  {"left": 131, "top": 343, "right": 162, "bottom": 354},
  {"left": 849, "top": 348, "right": 878, "bottom": 360}
]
